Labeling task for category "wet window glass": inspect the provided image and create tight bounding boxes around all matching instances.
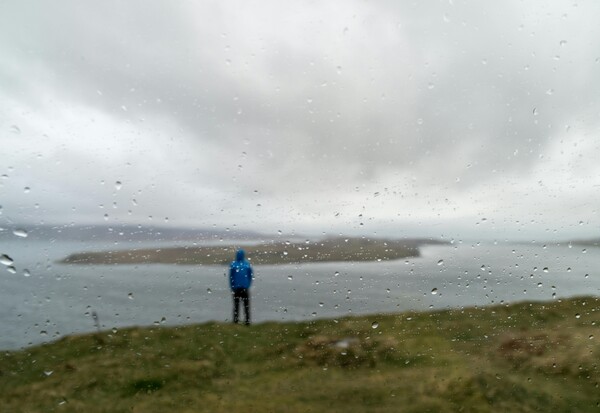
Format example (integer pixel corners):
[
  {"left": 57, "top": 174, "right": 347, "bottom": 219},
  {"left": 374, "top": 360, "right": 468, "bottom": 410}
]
[{"left": 1, "top": 2, "right": 599, "bottom": 411}]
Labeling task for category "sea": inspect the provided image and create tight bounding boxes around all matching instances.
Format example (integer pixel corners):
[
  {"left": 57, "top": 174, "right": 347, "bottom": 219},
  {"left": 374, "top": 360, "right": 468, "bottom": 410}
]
[{"left": 1, "top": 238, "right": 598, "bottom": 350}]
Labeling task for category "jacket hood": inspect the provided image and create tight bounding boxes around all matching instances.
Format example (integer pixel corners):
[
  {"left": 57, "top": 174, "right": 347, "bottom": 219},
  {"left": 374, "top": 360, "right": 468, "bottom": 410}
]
[{"left": 236, "top": 249, "right": 245, "bottom": 261}]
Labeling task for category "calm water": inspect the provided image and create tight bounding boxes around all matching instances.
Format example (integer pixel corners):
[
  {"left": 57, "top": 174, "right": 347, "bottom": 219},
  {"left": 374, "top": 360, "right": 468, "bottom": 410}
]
[{"left": 1, "top": 238, "right": 598, "bottom": 350}]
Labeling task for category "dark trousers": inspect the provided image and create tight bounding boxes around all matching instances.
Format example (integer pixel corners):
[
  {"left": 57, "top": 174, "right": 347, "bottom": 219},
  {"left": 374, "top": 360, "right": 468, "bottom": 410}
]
[{"left": 232, "top": 288, "right": 250, "bottom": 325}]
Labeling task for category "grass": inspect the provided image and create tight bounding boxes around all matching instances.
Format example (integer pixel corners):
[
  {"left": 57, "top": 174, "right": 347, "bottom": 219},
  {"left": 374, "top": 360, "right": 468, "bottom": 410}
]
[
  {"left": 59, "top": 237, "right": 446, "bottom": 265},
  {"left": 1, "top": 297, "right": 598, "bottom": 412}
]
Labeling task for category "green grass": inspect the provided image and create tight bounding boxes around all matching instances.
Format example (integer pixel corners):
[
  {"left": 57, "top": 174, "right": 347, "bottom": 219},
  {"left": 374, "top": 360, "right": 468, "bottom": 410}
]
[{"left": 1, "top": 297, "right": 599, "bottom": 412}]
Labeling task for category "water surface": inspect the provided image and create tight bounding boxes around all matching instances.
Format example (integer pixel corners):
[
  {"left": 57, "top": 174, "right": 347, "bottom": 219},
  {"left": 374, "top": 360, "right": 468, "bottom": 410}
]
[{"left": 1, "top": 239, "right": 598, "bottom": 349}]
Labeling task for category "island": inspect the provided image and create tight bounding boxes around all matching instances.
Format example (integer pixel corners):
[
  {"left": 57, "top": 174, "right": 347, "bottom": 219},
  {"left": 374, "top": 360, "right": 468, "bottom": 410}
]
[{"left": 59, "top": 237, "right": 448, "bottom": 265}]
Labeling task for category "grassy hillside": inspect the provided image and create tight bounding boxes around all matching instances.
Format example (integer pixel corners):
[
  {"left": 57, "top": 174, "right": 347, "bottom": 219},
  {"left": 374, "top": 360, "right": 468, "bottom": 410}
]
[
  {"left": 59, "top": 237, "right": 446, "bottom": 265},
  {"left": 1, "top": 297, "right": 598, "bottom": 412}
]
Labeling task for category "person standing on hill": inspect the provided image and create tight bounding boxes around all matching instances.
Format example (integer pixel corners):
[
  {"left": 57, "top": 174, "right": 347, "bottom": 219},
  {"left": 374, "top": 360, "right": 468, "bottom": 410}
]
[{"left": 229, "top": 249, "right": 253, "bottom": 325}]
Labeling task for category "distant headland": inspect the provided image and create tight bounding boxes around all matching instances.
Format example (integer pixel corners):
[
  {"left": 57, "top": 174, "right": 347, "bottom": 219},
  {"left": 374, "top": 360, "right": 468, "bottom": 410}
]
[{"left": 59, "top": 237, "right": 448, "bottom": 265}]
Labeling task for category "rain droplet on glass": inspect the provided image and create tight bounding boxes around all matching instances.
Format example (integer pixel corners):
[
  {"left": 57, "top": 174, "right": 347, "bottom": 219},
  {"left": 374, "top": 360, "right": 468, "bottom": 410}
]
[
  {"left": 13, "top": 229, "right": 28, "bottom": 238},
  {"left": 1, "top": 254, "right": 14, "bottom": 265}
]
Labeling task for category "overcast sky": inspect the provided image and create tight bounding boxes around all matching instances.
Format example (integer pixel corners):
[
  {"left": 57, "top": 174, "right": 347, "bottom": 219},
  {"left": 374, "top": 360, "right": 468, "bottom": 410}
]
[{"left": 1, "top": 1, "right": 599, "bottom": 241}]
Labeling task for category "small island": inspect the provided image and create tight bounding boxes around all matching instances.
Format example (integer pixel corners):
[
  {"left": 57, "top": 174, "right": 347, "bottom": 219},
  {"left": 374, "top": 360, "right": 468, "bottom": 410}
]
[{"left": 59, "top": 237, "right": 447, "bottom": 265}]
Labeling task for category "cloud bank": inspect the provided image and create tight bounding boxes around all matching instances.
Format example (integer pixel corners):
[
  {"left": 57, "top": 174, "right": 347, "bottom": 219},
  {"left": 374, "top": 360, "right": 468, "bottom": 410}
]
[{"left": 1, "top": 1, "right": 599, "bottom": 240}]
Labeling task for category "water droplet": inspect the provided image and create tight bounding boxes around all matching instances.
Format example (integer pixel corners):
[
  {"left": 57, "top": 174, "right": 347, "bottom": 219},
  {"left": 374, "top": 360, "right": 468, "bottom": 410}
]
[
  {"left": 533, "top": 107, "right": 538, "bottom": 116},
  {"left": 287, "top": 275, "right": 293, "bottom": 281},
  {"left": 10, "top": 125, "right": 21, "bottom": 134},
  {"left": 115, "top": 181, "right": 122, "bottom": 190},
  {"left": 24, "top": 187, "right": 31, "bottom": 193},
  {"left": 1, "top": 254, "right": 14, "bottom": 265},
  {"left": 371, "top": 321, "right": 379, "bottom": 329},
  {"left": 334, "top": 271, "right": 340, "bottom": 277},
  {"left": 559, "top": 40, "right": 567, "bottom": 47},
  {"left": 12, "top": 228, "right": 28, "bottom": 238},
  {"left": 537, "top": 282, "right": 542, "bottom": 287},
  {"left": 546, "top": 88, "right": 554, "bottom": 95},
  {"left": 431, "top": 288, "right": 438, "bottom": 295},
  {"left": 43, "top": 370, "right": 53, "bottom": 377},
  {"left": 319, "top": 302, "right": 324, "bottom": 307},
  {"left": 437, "top": 259, "right": 444, "bottom": 266},
  {"left": 23, "top": 269, "right": 31, "bottom": 277},
  {"left": 575, "top": 313, "right": 581, "bottom": 319},
  {"left": 128, "top": 293, "right": 134, "bottom": 300},
  {"left": 206, "top": 288, "right": 212, "bottom": 294},
  {"left": 6, "top": 266, "right": 16, "bottom": 274},
  {"left": 543, "top": 267, "right": 549, "bottom": 273}
]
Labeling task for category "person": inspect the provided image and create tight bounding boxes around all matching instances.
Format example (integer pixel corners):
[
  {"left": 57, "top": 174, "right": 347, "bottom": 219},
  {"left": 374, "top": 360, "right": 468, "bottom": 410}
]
[{"left": 229, "top": 249, "right": 253, "bottom": 325}]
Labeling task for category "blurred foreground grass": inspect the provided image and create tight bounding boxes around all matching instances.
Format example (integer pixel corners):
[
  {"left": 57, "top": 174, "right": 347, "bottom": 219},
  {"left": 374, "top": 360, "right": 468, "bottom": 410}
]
[{"left": 1, "top": 297, "right": 598, "bottom": 412}]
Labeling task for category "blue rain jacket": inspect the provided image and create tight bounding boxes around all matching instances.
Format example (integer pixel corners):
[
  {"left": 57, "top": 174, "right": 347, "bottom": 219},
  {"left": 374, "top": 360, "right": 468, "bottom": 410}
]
[{"left": 229, "top": 249, "right": 253, "bottom": 290}]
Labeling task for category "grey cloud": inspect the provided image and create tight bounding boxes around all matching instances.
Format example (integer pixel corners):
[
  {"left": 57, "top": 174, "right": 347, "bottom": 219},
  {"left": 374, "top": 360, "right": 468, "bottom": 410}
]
[{"left": 1, "top": 1, "right": 600, "bottom": 239}]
